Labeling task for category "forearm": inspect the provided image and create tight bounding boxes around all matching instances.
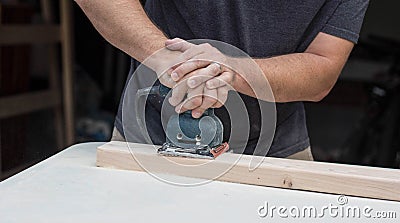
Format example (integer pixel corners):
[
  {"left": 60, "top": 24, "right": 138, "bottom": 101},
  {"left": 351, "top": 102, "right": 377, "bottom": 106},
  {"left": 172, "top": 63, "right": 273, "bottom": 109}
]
[
  {"left": 74, "top": 0, "right": 167, "bottom": 64},
  {"left": 233, "top": 33, "right": 353, "bottom": 103},
  {"left": 233, "top": 53, "right": 344, "bottom": 102}
]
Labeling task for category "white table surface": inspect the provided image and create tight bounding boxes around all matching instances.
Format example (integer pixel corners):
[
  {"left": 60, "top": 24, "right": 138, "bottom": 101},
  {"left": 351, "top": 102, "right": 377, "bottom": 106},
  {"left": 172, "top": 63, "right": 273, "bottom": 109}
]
[{"left": 0, "top": 142, "right": 399, "bottom": 223}]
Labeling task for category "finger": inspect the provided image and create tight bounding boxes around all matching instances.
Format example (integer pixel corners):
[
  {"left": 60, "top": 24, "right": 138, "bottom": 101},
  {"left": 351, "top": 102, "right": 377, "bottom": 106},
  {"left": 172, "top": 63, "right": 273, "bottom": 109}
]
[
  {"left": 165, "top": 63, "right": 180, "bottom": 75},
  {"left": 165, "top": 38, "right": 194, "bottom": 51},
  {"left": 179, "top": 44, "right": 209, "bottom": 63},
  {"left": 176, "top": 84, "right": 204, "bottom": 113},
  {"left": 212, "top": 101, "right": 223, "bottom": 108},
  {"left": 206, "top": 71, "right": 234, "bottom": 89},
  {"left": 167, "top": 67, "right": 201, "bottom": 101},
  {"left": 189, "top": 51, "right": 224, "bottom": 68},
  {"left": 165, "top": 38, "right": 183, "bottom": 46},
  {"left": 211, "top": 87, "right": 229, "bottom": 108},
  {"left": 159, "top": 74, "right": 176, "bottom": 88},
  {"left": 169, "top": 81, "right": 189, "bottom": 106},
  {"left": 192, "top": 88, "right": 218, "bottom": 118},
  {"left": 171, "top": 60, "right": 210, "bottom": 82},
  {"left": 174, "top": 101, "right": 190, "bottom": 114},
  {"left": 175, "top": 95, "right": 203, "bottom": 114},
  {"left": 186, "top": 63, "right": 222, "bottom": 88}
]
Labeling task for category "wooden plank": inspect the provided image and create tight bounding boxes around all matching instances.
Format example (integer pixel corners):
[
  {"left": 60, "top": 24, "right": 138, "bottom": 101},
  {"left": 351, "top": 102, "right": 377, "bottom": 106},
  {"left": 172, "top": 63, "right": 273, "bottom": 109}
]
[
  {"left": 97, "top": 141, "right": 400, "bottom": 201},
  {"left": 0, "top": 25, "right": 60, "bottom": 45},
  {"left": 0, "top": 90, "right": 60, "bottom": 118}
]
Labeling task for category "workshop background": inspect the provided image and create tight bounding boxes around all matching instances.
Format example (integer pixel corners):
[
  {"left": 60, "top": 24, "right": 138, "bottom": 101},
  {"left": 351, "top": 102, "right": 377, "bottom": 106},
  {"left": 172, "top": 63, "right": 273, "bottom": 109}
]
[{"left": 0, "top": 0, "right": 399, "bottom": 180}]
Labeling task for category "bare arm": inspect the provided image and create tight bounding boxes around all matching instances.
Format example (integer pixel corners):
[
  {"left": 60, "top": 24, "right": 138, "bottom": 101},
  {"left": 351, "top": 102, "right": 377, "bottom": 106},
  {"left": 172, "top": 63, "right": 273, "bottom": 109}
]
[
  {"left": 74, "top": 0, "right": 173, "bottom": 70},
  {"left": 166, "top": 32, "right": 354, "bottom": 106},
  {"left": 234, "top": 32, "right": 354, "bottom": 102}
]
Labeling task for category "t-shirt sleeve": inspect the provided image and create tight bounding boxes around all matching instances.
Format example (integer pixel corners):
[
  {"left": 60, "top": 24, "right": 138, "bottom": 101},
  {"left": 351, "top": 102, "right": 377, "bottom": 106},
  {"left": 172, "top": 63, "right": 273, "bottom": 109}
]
[{"left": 321, "top": 0, "right": 369, "bottom": 43}]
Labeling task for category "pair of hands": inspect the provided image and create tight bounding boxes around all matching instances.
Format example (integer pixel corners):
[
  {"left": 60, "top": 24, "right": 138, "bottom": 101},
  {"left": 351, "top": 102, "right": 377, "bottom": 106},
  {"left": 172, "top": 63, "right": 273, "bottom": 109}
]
[{"left": 159, "top": 38, "right": 237, "bottom": 118}]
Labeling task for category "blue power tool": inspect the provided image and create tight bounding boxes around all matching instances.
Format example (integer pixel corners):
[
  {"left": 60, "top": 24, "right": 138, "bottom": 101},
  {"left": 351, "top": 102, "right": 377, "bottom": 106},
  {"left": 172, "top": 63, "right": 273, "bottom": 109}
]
[{"left": 136, "top": 85, "right": 229, "bottom": 159}]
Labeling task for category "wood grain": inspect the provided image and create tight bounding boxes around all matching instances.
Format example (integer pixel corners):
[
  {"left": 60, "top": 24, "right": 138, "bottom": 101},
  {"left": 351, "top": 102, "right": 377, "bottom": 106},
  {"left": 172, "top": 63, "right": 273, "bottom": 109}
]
[{"left": 97, "top": 141, "right": 400, "bottom": 201}]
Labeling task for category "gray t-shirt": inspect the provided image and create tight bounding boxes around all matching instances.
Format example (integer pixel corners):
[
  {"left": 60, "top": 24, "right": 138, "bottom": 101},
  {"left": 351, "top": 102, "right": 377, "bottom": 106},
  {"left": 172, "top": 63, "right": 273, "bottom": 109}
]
[{"left": 115, "top": 0, "right": 369, "bottom": 157}]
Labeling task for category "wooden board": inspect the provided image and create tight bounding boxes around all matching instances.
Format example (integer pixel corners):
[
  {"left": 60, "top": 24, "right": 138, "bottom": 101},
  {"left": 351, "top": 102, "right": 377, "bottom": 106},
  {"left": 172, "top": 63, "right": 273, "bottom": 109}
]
[{"left": 97, "top": 141, "right": 400, "bottom": 201}]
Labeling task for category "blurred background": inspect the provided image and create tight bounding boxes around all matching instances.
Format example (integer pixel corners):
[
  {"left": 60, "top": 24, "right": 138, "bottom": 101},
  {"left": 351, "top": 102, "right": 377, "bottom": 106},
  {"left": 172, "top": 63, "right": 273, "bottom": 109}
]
[{"left": 0, "top": 0, "right": 399, "bottom": 180}]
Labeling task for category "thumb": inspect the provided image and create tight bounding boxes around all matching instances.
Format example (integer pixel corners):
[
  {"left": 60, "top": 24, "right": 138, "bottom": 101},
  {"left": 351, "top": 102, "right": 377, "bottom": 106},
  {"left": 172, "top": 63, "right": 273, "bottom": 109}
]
[{"left": 165, "top": 38, "right": 193, "bottom": 52}]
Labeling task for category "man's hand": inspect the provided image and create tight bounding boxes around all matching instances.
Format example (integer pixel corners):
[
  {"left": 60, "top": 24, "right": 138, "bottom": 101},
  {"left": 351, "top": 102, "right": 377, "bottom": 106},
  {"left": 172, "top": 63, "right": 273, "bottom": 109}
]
[
  {"left": 165, "top": 33, "right": 354, "bottom": 104},
  {"left": 167, "top": 63, "right": 231, "bottom": 118},
  {"left": 164, "top": 38, "right": 237, "bottom": 118}
]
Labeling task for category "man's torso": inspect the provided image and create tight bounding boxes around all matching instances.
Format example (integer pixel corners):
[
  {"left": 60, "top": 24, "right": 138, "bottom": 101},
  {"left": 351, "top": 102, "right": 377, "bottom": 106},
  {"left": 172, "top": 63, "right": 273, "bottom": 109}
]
[{"left": 115, "top": 0, "right": 367, "bottom": 157}]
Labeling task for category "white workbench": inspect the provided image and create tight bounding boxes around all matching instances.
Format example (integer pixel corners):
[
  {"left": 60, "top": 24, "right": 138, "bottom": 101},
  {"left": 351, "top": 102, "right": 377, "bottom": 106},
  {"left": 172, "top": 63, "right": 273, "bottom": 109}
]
[{"left": 0, "top": 143, "right": 399, "bottom": 222}]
